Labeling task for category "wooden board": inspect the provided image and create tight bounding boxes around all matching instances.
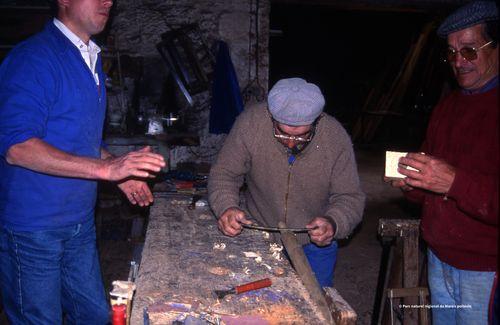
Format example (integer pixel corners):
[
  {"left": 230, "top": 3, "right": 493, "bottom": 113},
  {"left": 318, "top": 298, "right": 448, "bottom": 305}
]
[{"left": 130, "top": 195, "right": 328, "bottom": 324}]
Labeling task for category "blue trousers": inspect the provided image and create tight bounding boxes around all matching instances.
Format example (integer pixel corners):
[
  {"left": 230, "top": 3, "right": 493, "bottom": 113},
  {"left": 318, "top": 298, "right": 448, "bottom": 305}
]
[
  {"left": 303, "top": 241, "right": 338, "bottom": 287},
  {"left": 428, "top": 249, "right": 494, "bottom": 325},
  {"left": 0, "top": 217, "right": 109, "bottom": 324}
]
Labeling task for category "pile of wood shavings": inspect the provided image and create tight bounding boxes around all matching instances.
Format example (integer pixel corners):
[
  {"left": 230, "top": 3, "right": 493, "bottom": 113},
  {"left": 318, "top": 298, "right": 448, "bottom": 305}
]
[{"left": 269, "top": 243, "right": 283, "bottom": 261}]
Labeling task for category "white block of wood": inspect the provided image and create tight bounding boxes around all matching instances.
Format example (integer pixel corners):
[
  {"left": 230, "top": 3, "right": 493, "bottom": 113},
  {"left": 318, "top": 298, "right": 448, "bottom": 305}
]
[{"left": 385, "top": 151, "right": 418, "bottom": 179}]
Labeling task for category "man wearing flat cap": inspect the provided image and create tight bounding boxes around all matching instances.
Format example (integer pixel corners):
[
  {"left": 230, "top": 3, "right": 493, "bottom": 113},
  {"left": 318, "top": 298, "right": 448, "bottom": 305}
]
[
  {"left": 389, "top": 1, "right": 498, "bottom": 323},
  {"left": 208, "top": 78, "right": 365, "bottom": 287}
]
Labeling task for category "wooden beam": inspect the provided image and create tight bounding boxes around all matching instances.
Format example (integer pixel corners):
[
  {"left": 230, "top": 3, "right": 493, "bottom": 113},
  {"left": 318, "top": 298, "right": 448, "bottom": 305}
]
[
  {"left": 378, "top": 219, "right": 420, "bottom": 238},
  {"left": 278, "top": 222, "right": 335, "bottom": 324},
  {"left": 324, "top": 287, "right": 357, "bottom": 325}
]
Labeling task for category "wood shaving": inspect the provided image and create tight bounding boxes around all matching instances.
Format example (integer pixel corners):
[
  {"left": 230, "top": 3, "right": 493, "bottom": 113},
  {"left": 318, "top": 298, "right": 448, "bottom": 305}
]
[
  {"left": 243, "top": 251, "right": 263, "bottom": 264},
  {"left": 243, "top": 251, "right": 260, "bottom": 258},
  {"left": 208, "top": 266, "right": 231, "bottom": 276},
  {"left": 269, "top": 243, "right": 283, "bottom": 261},
  {"left": 273, "top": 267, "right": 285, "bottom": 276},
  {"left": 212, "top": 242, "right": 226, "bottom": 251},
  {"left": 199, "top": 213, "right": 212, "bottom": 220},
  {"left": 261, "top": 263, "right": 272, "bottom": 270},
  {"left": 269, "top": 243, "right": 283, "bottom": 253}
]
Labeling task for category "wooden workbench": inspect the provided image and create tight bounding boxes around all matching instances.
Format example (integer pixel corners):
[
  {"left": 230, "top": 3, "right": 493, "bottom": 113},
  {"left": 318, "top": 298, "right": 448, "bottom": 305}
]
[{"left": 129, "top": 194, "right": 328, "bottom": 324}]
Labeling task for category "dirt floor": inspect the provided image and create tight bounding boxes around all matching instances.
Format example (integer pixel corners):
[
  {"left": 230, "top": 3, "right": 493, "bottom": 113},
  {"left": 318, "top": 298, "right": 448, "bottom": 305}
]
[{"left": 0, "top": 148, "right": 419, "bottom": 324}]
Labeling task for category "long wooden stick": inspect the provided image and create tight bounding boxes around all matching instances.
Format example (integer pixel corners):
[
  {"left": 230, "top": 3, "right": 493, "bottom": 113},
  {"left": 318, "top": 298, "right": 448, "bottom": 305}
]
[{"left": 278, "top": 222, "right": 335, "bottom": 324}]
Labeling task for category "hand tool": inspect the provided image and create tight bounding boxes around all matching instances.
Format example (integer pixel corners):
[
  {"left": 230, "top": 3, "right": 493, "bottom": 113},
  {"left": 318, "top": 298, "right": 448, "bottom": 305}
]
[
  {"left": 278, "top": 221, "right": 334, "bottom": 324},
  {"left": 213, "top": 278, "right": 272, "bottom": 299},
  {"left": 242, "top": 223, "right": 318, "bottom": 233}
]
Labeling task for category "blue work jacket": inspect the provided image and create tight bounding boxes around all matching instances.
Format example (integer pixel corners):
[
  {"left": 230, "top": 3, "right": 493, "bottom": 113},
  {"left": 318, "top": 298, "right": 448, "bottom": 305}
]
[{"left": 0, "top": 22, "right": 107, "bottom": 230}]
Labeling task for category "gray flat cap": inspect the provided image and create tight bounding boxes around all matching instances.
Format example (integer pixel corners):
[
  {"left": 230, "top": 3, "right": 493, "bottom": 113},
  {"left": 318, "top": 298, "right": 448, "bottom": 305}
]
[
  {"left": 268, "top": 78, "right": 325, "bottom": 126},
  {"left": 437, "top": 1, "right": 498, "bottom": 37}
]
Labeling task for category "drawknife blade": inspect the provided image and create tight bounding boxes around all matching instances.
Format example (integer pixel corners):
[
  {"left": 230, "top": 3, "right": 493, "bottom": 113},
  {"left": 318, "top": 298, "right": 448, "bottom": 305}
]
[{"left": 242, "top": 224, "right": 318, "bottom": 233}]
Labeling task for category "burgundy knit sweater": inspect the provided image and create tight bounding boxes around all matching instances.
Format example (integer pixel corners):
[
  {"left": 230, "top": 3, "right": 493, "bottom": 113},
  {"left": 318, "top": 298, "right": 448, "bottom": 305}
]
[{"left": 405, "top": 86, "right": 498, "bottom": 271}]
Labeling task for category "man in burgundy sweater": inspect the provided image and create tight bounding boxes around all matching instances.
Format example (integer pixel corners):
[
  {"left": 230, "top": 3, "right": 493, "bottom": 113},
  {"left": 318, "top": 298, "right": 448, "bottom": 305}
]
[{"left": 389, "top": 1, "right": 498, "bottom": 324}]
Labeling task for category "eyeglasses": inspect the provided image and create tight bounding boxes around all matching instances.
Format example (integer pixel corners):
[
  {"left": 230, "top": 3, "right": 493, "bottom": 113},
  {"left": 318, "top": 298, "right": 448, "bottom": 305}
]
[
  {"left": 445, "top": 40, "right": 494, "bottom": 62},
  {"left": 273, "top": 122, "right": 314, "bottom": 143},
  {"left": 273, "top": 131, "right": 313, "bottom": 143}
]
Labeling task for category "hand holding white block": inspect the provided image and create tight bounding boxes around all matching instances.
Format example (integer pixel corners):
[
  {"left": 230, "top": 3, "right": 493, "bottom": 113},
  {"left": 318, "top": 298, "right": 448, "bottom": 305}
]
[{"left": 385, "top": 151, "right": 418, "bottom": 179}]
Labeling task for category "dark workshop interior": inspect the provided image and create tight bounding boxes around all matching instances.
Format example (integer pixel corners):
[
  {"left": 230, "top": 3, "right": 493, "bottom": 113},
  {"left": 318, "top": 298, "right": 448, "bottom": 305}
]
[{"left": 0, "top": 0, "right": 470, "bottom": 324}]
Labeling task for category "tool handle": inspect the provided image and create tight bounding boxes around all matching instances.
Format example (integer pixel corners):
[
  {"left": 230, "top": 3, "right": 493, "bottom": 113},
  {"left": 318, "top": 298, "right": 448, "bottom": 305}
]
[{"left": 235, "top": 278, "right": 272, "bottom": 294}]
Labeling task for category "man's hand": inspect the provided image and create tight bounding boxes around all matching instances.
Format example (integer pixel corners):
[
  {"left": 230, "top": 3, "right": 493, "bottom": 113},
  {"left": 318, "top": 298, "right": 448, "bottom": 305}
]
[
  {"left": 102, "top": 146, "right": 166, "bottom": 181},
  {"left": 383, "top": 177, "right": 414, "bottom": 192},
  {"left": 218, "top": 207, "right": 252, "bottom": 237},
  {"left": 307, "top": 217, "right": 335, "bottom": 246},
  {"left": 399, "top": 153, "right": 455, "bottom": 194},
  {"left": 118, "top": 179, "right": 154, "bottom": 207}
]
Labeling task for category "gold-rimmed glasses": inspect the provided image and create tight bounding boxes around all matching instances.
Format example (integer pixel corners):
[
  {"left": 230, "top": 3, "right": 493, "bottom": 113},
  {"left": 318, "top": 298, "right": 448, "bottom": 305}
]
[{"left": 445, "top": 40, "right": 494, "bottom": 62}]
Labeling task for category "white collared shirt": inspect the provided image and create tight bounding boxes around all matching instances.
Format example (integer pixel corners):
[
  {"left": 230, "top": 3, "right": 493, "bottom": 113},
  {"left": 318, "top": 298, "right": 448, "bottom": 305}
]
[{"left": 53, "top": 18, "right": 101, "bottom": 86}]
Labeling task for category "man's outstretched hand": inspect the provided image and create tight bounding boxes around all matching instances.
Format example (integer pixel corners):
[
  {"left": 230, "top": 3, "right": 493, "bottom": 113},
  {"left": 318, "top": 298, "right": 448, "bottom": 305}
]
[{"left": 102, "top": 146, "right": 166, "bottom": 181}]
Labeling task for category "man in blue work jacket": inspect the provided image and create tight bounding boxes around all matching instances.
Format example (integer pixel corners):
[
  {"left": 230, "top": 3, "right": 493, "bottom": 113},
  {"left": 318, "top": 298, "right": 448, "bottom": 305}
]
[{"left": 0, "top": 0, "right": 165, "bottom": 323}]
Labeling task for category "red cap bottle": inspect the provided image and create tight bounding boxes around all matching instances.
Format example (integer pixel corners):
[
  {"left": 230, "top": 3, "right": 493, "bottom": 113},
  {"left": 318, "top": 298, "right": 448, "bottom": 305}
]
[{"left": 112, "top": 304, "right": 127, "bottom": 325}]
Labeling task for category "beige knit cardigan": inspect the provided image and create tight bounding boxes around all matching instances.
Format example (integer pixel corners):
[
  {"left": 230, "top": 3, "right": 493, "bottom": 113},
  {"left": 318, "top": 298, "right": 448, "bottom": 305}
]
[{"left": 208, "top": 103, "right": 365, "bottom": 245}]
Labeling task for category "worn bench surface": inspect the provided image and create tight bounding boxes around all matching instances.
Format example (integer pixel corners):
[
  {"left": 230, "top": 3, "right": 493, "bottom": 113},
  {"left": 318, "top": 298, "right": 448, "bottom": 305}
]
[{"left": 130, "top": 195, "right": 327, "bottom": 324}]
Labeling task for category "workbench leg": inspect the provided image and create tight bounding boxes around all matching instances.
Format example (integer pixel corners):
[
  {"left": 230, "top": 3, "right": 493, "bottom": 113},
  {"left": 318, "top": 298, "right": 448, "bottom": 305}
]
[
  {"left": 403, "top": 233, "right": 419, "bottom": 325},
  {"left": 381, "top": 237, "right": 403, "bottom": 325}
]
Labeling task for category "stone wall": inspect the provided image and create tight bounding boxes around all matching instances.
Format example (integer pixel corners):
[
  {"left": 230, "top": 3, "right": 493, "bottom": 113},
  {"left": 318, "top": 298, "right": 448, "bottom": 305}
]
[{"left": 108, "top": 0, "right": 270, "bottom": 167}]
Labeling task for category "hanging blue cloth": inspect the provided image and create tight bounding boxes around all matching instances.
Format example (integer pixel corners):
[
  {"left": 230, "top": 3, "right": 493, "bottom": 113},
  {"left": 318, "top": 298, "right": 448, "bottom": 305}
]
[{"left": 209, "top": 41, "right": 244, "bottom": 134}]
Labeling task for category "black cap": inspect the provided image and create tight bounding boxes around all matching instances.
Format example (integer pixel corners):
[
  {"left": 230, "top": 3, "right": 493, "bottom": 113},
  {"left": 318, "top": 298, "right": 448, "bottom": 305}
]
[{"left": 437, "top": 1, "right": 498, "bottom": 38}]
